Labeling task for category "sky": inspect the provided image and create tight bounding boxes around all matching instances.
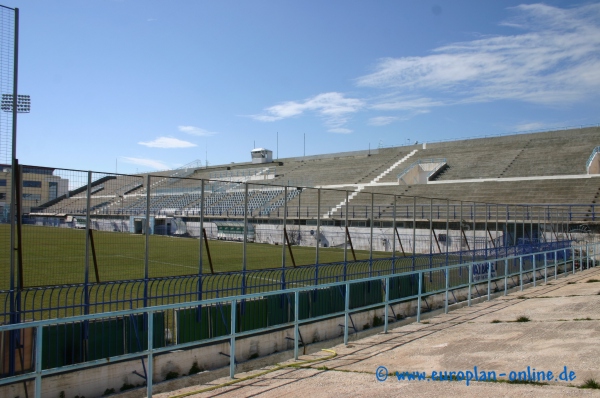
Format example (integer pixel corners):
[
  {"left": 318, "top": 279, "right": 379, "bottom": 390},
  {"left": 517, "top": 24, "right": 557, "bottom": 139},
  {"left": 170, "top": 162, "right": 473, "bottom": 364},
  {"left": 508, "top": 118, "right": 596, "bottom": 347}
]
[{"left": 1, "top": 0, "right": 599, "bottom": 174}]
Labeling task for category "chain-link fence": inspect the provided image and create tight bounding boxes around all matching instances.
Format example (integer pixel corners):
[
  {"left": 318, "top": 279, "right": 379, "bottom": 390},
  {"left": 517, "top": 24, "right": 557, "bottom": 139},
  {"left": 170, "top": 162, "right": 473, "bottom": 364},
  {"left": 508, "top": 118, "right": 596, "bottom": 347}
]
[{"left": 0, "top": 162, "right": 582, "bottom": 316}]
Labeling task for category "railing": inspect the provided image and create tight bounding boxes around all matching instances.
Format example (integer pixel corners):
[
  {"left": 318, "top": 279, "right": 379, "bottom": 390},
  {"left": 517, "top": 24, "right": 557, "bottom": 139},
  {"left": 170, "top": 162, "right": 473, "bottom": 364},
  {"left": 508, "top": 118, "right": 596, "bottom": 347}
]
[
  {"left": 0, "top": 240, "right": 571, "bottom": 323},
  {"left": 587, "top": 146, "right": 600, "bottom": 172},
  {"left": 0, "top": 242, "right": 597, "bottom": 397}
]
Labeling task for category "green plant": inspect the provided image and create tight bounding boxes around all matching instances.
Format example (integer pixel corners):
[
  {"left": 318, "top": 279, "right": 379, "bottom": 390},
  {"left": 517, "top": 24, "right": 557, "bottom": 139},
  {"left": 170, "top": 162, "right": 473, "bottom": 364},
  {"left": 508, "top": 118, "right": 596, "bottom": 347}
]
[
  {"left": 189, "top": 361, "right": 202, "bottom": 375},
  {"left": 581, "top": 378, "right": 600, "bottom": 389},
  {"left": 59, "top": 392, "right": 65, "bottom": 398},
  {"left": 491, "top": 319, "right": 501, "bottom": 323},
  {"left": 372, "top": 315, "right": 384, "bottom": 327},
  {"left": 515, "top": 316, "right": 530, "bottom": 322},
  {"left": 396, "top": 314, "right": 404, "bottom": 320},
  {"left": 103, "top": 388, "right": 115, "bottom": 396},
  {"left": 165, "top": 371, "right": 179, "bottom": 380},
  {"left": 586, "top": 279, "right": 600, "bottom": 283},
  {"left": 363, "top": 323, "right": 370, "bottom": 330},
  {"left": 120, "top": 382, "right": 135, "bottom": 392},
  {"left": 248, "top": 353, "right": 259, "bottom": 360}
]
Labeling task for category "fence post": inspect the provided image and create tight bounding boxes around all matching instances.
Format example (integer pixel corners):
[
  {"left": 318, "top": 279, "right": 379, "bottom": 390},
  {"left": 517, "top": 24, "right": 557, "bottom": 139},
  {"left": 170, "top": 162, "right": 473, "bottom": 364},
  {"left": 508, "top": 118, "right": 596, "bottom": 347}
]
[
  {"left": 556, "top": 250, "right": 559, "bottom": 279},
  {"left": 519, "top": 256, "right": 523, "bottom": 291},
  {"left": 544, "top": 252, "right": 548, "bottom": 284},
  {"left": 533, "top": 255, "right": 536, "bottom": 287},
  {"left": 417, "top": 271, "right": 422, "bottom": 322},
  {"left": 230, "top": 299, "right": 237, "bottom": 378},
  {"left": 384, "top": 277, "right": 389, "bottom": 333},
  {"left": 144, "top": 174, "right": 151, "bottom": 307},
  {"left": 468, "top": 263, "right": 472, "bottom": 306},
  {"left": 294, "top": 290, "right": 299, "bottom": 360},
  {"left": 392, "top": 196, "right": 396, "bottom": 274},
  {"left": 282, "top": 186, "right": 288, "bottom": 290},
  {"left": 344, "top": 283, "right": 350, "bottom": 345},
  {"left": 344, "top": 190, "right": 349, "bottom": 268},
  {"left": 487, "top": 261, "right": 491, "bottom": 301},
  {"left": 572, "top": 247, "right": 576, "bottom": 274},
  {"left": 369, "top": 192, "right": 374, "bottom": 276},
  {"left": 35, "top": 325, "right": 43, "bottom": 398},
  {"left": 413, "top": 197, "right": 417, "bottom": 270},
  {"left": 504, "top": 259, "right": 508, "bottom": 295},
  {"left": 444, "top": 266, "right": 449, "bottom": 313},
  {"left": 316, "top": 188, "right": 321, "bottom": 266},
  {"left": 84, "top": 171, "right": 92, "bottom": 316},
  {"left": 147, "top": 311, "right": 154, "bottom": 397}
]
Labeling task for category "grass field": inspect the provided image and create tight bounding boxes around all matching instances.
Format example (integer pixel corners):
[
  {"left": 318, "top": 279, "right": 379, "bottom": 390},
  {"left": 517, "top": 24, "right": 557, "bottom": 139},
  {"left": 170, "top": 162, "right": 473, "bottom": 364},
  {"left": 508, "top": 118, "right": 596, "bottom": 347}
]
[
  {"left": 0, "top": 224, "right": 393, "bottom": 289},
  {"left": 0, "top": 223, "right": 556, "bottom": 325}
]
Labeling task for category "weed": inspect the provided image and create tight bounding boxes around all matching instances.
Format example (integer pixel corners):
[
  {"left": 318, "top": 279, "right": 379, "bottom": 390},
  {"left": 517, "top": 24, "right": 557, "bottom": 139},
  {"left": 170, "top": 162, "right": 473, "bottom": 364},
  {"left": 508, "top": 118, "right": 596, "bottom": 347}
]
[
  {"left": 316, "top": 366, "right": 329, "bottom": 371},
  {"left": 363, "top": 323, "right": 370, "bottom": 330},
  {"left": 248, "top": 353, "right": 259, "bottom": 360},
  {"left": 165, "top": 371, "right": 179, "bottom": 380},
  {"left": 103, "top": 389, "right": 115, "bottom": 396},
  {"left": 395, "top": 314, "right": 404, "bottom": 320},
  {"left": 59, "top": 392, "right": 65, "bottom": 398},
  {"left": 372, "top": 315, "right": 384, "bottom": 327},
  {"left": 567, "top": 281, "right": 576, "bottom": 285},
  {"left": 580, "top": 378, "right": 600, "bottom": 389},
  {"left": 573, "top": 317, "right": 592, "bottom": 321},
  {"left": 120, "top": 383, "right": 135, "bottom": 392},
  {"left": 515, "top": 316, "right": 530, "bottom": 322},
  {"left": 586, "top": 279, "right": 600, "bottom": 283},
  {"left": 507, "top": 379, "right": 548, "bottom": 386},
  {"left": 491, "top": 319, "right": 501, "bottom": 324},
  {"left": 189, "top": 361, "right": 202, "bottom": 375}
]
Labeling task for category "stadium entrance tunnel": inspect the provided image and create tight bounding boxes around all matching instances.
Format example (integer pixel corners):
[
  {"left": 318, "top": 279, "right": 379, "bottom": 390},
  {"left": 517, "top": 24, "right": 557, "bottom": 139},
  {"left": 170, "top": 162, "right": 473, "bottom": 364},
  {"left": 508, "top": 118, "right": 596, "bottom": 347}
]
[{"left": 131, "top": 216, "right": 155, "bottom": 234}]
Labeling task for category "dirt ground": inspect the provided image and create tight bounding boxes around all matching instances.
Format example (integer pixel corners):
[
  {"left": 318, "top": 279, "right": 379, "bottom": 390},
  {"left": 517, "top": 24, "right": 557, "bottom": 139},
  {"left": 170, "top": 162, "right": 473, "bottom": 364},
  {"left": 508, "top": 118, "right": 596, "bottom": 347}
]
[{"left": 153, "top": 267, "right": 600, "bottom": 398}]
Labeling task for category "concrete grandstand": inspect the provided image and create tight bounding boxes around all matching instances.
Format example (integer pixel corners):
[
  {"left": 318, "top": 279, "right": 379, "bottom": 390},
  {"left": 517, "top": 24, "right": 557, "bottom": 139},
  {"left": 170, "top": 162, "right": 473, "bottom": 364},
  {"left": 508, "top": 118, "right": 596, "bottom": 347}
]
[{"left": 27, "top": 126, "right": 600, "bottom": 226}]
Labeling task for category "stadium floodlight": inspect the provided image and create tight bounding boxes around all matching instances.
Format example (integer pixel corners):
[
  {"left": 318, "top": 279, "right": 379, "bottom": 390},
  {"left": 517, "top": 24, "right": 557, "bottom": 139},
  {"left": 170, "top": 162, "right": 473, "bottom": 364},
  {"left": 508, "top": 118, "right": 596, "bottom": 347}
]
[{"left": 1, "top": 94, "right": 30, "bottom": 113}]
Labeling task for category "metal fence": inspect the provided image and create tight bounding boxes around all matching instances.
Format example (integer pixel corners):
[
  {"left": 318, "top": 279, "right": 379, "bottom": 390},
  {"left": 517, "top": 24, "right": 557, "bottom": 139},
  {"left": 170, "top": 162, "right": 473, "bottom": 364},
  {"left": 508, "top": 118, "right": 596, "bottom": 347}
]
[
  {"left": 1, "top": 162, "right": 594, "bottom": 389},
  {"left": 0, "top": 242, "right": 597, "bottom": 397}
]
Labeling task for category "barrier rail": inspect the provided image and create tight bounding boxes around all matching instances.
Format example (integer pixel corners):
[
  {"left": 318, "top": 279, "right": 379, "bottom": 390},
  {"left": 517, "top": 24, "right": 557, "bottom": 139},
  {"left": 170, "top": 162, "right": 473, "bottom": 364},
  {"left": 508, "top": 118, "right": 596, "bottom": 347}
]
[{"left": 0, "top": 242, "right": 597, "bottom": 397}]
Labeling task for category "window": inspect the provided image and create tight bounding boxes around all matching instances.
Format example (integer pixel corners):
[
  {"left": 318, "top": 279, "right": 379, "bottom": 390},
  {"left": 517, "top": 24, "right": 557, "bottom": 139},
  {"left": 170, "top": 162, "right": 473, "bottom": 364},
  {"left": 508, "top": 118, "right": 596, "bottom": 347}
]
[
  {"left": 23, "top": 193, "right": 41, "bottom": 201},
  {"left": 49, "top": 181, "right": 58, "bottom": 200},
  {"left": 23, "top": 180, "right": 42, "bottom": 188},
  {"left": 0, "top": 179, "right": 6, "bottom": 186}
]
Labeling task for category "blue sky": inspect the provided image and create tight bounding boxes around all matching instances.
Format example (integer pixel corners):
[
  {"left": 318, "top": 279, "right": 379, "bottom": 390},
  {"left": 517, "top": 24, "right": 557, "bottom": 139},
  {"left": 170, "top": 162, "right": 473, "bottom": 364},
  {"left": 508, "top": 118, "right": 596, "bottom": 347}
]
[{"left": 2, "top": 1, "right": 599, "bottom": 173}]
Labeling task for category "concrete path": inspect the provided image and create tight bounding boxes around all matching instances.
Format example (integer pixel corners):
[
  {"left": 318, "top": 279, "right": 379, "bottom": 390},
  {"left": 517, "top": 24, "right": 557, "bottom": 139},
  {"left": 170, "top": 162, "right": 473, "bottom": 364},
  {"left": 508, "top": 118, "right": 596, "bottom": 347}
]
[{"left": 154, "top": 267, "right": 600, "bottom": 397}]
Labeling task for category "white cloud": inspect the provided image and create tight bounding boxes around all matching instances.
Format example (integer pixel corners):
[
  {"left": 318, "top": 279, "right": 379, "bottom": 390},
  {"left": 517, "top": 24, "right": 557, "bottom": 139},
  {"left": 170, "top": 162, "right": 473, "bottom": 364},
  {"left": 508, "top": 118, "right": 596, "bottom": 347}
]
[
  {"left": 368, "top": 116, "right": 398, "bottom": 126},
  {"left": 121, "top": 157, "right": 169, "bottom": 170},
  {"left": 138, "top": 137, "right": 197, "bottom": 148},
  {"left": 178, "top": 126, "right": 218, "bottom": 136},
  {"left": 252, "top": 92, "right": 364, "bottom": 131},
  {"left": 356, "top": 3, "right": 600, "bottom": 106},
  {"left": 328, "top": 127, "right": 352, "bottom": 134}
]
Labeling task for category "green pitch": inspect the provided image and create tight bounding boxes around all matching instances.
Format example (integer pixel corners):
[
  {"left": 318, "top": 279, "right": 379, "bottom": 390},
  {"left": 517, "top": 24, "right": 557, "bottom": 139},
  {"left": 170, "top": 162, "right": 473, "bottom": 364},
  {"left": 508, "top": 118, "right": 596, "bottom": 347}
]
[{"left": 0, "top": 224, "right": 394, "bottom": 289}]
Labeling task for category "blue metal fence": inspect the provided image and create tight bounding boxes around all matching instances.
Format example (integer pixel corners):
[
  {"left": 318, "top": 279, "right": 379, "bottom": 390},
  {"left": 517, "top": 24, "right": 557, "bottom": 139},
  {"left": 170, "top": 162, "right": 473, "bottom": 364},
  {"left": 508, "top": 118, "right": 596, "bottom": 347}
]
[{"left": 0, "top": 242, "right": 596, "bottom": 397}]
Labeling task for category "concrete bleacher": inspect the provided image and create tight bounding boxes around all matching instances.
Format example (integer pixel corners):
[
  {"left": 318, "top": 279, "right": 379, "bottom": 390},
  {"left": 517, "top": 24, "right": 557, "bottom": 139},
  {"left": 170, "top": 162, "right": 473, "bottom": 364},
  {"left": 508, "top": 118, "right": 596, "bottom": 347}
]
[{"left": 35, "top": 126, "right": 600, "bottom": 220}]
